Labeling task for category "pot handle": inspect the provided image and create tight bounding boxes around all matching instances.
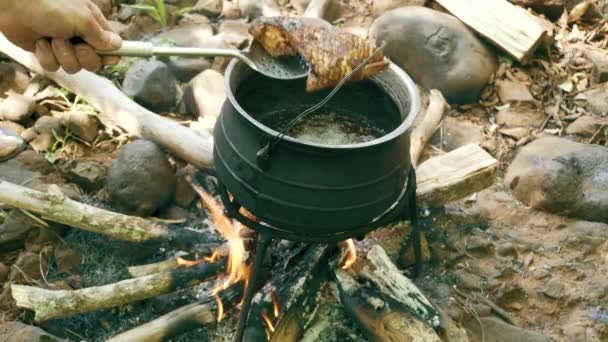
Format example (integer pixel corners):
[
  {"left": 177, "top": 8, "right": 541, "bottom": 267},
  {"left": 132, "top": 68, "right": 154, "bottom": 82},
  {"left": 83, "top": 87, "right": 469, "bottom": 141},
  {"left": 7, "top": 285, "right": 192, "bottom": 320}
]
[{"left": 256, "top": 143, "right": 272, "bottom": 171}]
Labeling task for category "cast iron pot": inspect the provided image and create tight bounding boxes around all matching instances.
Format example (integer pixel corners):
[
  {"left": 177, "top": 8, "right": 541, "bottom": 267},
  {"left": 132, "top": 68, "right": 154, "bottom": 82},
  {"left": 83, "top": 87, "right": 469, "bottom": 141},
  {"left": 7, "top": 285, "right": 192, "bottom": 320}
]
[{"left": 213, "top": 59, "right": 420, "bottom": 242}]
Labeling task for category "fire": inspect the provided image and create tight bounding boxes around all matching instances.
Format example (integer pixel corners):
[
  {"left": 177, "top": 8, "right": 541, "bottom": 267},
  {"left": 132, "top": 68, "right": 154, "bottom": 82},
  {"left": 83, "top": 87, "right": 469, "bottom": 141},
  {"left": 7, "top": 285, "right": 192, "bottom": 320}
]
[
  {"left": 203, "top": 251, "right": 221, "bottom": 262},
  {"left": 271, "top": 291, "right": 280, "bottom": 318},
  {"left": 215, "top": 294, "right": 224, "bottom": 322},
  {"left": 341, "top": 239, "right": 357, "bottom": 269},
  {"left": 261, "top": 311, "right": 275, "bottom": 333},
  {"left": 176, "top": 257, "right": 203, "bottom": 267}
]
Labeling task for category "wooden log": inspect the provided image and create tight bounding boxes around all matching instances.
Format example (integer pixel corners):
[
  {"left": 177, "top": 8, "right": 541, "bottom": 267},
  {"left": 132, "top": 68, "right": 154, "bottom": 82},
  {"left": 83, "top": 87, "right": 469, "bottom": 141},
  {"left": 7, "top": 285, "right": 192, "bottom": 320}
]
[
  {"left": 127, "top": 244, "right": 228, "bottom": 277},
  {"left": 108, "top": 283, "right": 243, "bottom": 342},
  {"left": 0, "top": 34, "right": 214, "bottom": 170},
  {"left": 11, "top": 260, "right": 225, "bottom": 322},
  {"left": 0, "top": 181, "right": 171, "bottom": 243},
  {"left": 416, "top": 144, "right": 498, "bottom": 208},
  {"left": 436, "top": 0, "right": 548, "bottom": 62},
  {"left": 334, "top": 245, "right": 441, "bottom": 340},
  {"left": 410, "top": 89, "right": 450, "bottom": 167}
]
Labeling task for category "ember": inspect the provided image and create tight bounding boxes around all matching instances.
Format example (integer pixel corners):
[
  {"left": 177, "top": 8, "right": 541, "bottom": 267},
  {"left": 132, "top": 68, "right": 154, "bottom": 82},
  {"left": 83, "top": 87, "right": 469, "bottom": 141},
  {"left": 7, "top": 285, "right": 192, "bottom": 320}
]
[
  {"left": 215, "top": 294, "right": 224, "bottom": 322},
  {"left": 271, "top": 290, "right": 280, "bottom": 318},
  {"left": 341, "top": 239, "right": 357, "bottom": 269},
  {"left": 261, "top": 311, "right": 275, "bottom": 333}
]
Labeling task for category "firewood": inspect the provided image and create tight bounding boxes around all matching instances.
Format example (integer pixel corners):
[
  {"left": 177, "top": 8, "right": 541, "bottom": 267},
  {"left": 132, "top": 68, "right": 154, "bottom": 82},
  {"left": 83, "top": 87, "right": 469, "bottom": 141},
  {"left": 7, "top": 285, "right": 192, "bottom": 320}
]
[
  {"left": 11, "top": 260, "right": 225, "bottom": 322},
  {"left": 0, "top": 181, "right": 170, "bottom": 243},
  {"left": 436, "top": 0, "right": 548, "bottom": 62},
  {"left": 0, "top": 34, "right": 214, "bottom": 170},
  {"left": 127, "top": 244, "right": 228, "bottom": 277},
  {"left": 416, "top": 144, "right": 498, "bottom": 208},
  {"left": 410, "top": 89, "right": 450, "bottom": 167},
  {"left": 108, "top": 283, "right": 243, "bottom": 342}
]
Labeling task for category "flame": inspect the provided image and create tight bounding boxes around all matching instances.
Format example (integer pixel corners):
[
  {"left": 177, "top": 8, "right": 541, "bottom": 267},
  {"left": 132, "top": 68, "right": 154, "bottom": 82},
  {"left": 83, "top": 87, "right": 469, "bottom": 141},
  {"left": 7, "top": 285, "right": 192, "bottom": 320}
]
[
  {"left": 215, "top": 294, "right": 224, "bottom": 322},
  {"left": 341, "top": 239, "right": 357, "bottom": 269},
  {"left": 176, "top": 256, "right": 203, "bottom": 267},
  {"left": 261, "top": 311, "right": 275, "bottom": 333},
  {"left": 203, "top": 251, "right": 221, "bottom": 262},
  {"left": 271, "top": 291, "right": 280, "bottom": 318}
]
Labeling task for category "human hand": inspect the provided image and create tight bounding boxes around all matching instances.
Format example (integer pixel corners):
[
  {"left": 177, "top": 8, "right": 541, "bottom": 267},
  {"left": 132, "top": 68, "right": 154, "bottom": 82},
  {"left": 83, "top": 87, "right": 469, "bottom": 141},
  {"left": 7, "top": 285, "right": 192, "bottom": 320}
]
[{"left": 0, "top": 0, "right": 122, "bottom": 73}]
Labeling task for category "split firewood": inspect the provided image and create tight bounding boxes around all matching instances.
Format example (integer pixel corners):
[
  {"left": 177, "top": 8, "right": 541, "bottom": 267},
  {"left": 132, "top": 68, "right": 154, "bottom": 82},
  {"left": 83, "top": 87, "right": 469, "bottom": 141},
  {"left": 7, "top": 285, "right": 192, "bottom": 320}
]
[
  {"left": 0, "top": 34, "right": 214, "bottom": 170},
  {"left": 108, "top": 282, "right": 243, "bottom": 342},
  {"left": 416, "top": 144, "right": 498, "bottom": 208},
  {"left": 0, "top": 181, "right": 170, "bottom": 243},
  {"left": 436, "top": 0, "right": 548, "bottom": 62},
  {"left": 410, "top": 89, "right": 450, "bottom": 167},
  {"left": 11, "top": 259, "right": 225, "bottom": 322}
]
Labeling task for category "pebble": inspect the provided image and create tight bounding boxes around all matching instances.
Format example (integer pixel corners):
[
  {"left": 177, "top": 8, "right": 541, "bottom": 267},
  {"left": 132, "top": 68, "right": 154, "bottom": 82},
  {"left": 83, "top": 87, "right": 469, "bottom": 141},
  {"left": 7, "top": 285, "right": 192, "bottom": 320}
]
[
  {"left": 370, "top": 7, "right": 497, "bottom": 104},
  {"left": 0, "top": 127, "right": 25, "bottom": 162},
  {"left": 61, "top": 160, "right": 107, "bottom": 193},
  {"left": 543, "top": 278, "right": 565, "bottom": 299},
  {"left": 566, "top": 115, "right": 607, "bottom": 137},
  {"left": 505, "top": 137, "right": 608, "bottom": 223},
  {"left": 496, "top": 242, "right": 518, "bottom": 257},
  {"left": 495, "top": 108, "right": 546, "bottom": 128},
  {"left": 28, "top": 133, "right": 53, "bottom": 152},
  {"left": 495, "top": 80, "right": 537, "bottom": 105},
  {"left": 58, "top": 110, "right": 100, "bottom": 142},
  {"left": 34, "top": 116, "right": 63, "bottom": 135},
  {"left": 0, "top": 93, "right": 35, "bottom": 122},
  {"left": 122, "top": 61, "right": 178, "bottom": 113},
  {"left": 105, "top": 140, "right": 177, "bottom": 216}
]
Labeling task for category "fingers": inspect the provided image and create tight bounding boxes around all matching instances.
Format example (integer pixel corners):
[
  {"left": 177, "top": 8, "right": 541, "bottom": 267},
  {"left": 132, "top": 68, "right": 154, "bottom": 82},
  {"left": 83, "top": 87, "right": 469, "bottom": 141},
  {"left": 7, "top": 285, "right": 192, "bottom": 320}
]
[
  {"left": 35, "top": 40, "right": 59, "bottom": 72},
  {"left": 74, "top": 44, "right": 102, "bottom": 71},
  {"left": 51, "top": 39, "right": 81, "bottom": 74},
  {"left": 76, "top": 2, "right": 122, "bottom": 51}
]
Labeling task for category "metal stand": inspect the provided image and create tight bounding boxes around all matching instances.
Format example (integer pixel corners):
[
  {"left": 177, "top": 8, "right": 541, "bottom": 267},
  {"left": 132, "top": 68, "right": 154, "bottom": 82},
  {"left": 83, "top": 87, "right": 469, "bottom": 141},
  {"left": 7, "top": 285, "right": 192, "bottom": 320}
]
[{"left": 233, "top": 232, "right": 272, "bottom": 342}]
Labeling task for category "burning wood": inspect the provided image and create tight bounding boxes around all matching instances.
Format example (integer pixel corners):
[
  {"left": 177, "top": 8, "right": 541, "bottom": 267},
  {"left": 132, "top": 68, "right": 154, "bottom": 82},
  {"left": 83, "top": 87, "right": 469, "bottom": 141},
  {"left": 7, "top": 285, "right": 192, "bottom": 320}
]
[{"left": 340, "top": 239, "right": 357, "bottom": 270}]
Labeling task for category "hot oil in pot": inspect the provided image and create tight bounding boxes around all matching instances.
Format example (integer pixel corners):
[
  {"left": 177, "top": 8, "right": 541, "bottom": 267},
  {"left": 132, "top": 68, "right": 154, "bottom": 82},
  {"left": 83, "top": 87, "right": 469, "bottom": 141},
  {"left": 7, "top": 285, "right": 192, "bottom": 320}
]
[{"left": 235, "top": 72, "right": 402, "bottom": 145}]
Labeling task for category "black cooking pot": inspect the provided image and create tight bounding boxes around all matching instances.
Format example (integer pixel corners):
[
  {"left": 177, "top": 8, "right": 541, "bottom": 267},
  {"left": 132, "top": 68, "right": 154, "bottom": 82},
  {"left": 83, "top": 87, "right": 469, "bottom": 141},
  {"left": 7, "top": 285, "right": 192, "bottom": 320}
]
[{"left": 213, "top": 59, "right": 420, "bottom": 242}]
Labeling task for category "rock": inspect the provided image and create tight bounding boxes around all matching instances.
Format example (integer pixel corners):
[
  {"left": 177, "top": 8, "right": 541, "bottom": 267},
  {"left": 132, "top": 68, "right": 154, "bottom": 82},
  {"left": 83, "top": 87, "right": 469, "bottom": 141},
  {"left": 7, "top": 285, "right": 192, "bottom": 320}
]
[
  {"left": 566, "top": 115, "right": 607, "bottom": 137},
  {"left": 434, "top": 117, "right": 486, "bottom": 151},
  {"left": 117, "top": 5, "right": 137, "bottom": 21},
  {"left": 0, "top": 263, "right": 8, "bottom": 283},
  {"left": 34, "top": 116, "right": 63, "bottom": 135},
  {"left": 122, "top": 61, "right": 178, "bottom": 113},
  {"left": 238, "top": 0, "right": 281, "bottom": 19},
  {"left": 496, "top": 80, "right": 536, "bottom": 105},
  {"left": 106, "top": 140, "right": 177, "bottom": 216},
  {"left": 193, "top": 0, "right": 223, "bottom": 16},
  {"left": 505, "top": 137, "right": 608, "bottom": 222},
  {"left": 217, "top": 19, "right": 251, "bottom": 48},
  {"left": 0, "top": 63, "right": 30, "bottom": 95},
  {"left": 496, "top": 108, "right": 546, "bottom": 128},
  {"left": 583, "top": 48, "right": 608, "bottom": 83},
  {"left": 496, "top": 242, "right": 518, "bottom": 257},
  {"left": 581, "top": 83, "right": 608, "bottom": 116},
  {"left": 0, "top": 322, "right": 63, "bottom": 342},
  {"left": 453, "top": 269, "right": 482, "bottom": 290},
  {"left": 20, "top": 127, "right": 38, "bottom": 142},
  {"left": 370, "top": 7, "right": 497, "bottom": 104},
  {"left": 159, "top": 205, "right": 190, "bottom": 221},
  {"left": 54, "top": 244, "right": 81, "bottom": 274},
  {"left": 10, "top": 250, "right": 49, "bottom": 283},
  {"left": 166, "top": 58, "right": 211, "bottom": 82},
  {"left": 16, "top": 150, "right": 54, "bottom": 175},
  {"left": 0, "top": 216, "right": 33, "bottom": 253},
  {"left": 58, "top": 111, "right": 100, "bottom": 142},
  {"left": 372, "top": 0, "right": 426, "bottom": 17},
  {"left": 174, "top": 166, "right": 197, "bottom": 208},
  {"left": 509, "top": 0, "right": 565, "bottom": 20},
  {"left": 91, "top": 0, "right": 112, "bottom": 17},
  {"left": 0, "top": 127, "right": 26, "bottom": 162},
  {"left": 222, "top": 0, "right": 242, "bottom": 19},
  {"left": 61, "top": 160, "right": 107, "bottom": 192},
  {"left": 0, "top": 121, "right": 24, "bottom": 134},
  {"left": 178, "top": 13, "right": 210, "bottom": 25},
  {"left": 29, "top": 133, "right": 53, "bottom": 152},
  {"left": 468, "top": 317, "right": 552, "bottom": 342},
  {"left": 0, "top": 93, "right": 35, "bottom": 122},
  {"left": 499, "top": 127, "right": 531, "bottom": 140},
  {"left": 154, "top": 24, "right": 214, "bottom": 48},
  {"left": 0, "top": 156, "right": 42, "bottom": 184},
  {"left": 183, "top": 69, "right": 226, "bottom": 118},
  {"left": 543, "top": 278, "right": 565, "bottom": 299}
]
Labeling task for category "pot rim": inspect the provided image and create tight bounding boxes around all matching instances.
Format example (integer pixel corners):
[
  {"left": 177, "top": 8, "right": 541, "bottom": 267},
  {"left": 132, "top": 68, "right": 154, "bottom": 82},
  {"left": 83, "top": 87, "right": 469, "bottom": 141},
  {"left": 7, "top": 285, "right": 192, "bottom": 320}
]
[{"left": 224, "top": 59, "right": 420, "bottom": 150}]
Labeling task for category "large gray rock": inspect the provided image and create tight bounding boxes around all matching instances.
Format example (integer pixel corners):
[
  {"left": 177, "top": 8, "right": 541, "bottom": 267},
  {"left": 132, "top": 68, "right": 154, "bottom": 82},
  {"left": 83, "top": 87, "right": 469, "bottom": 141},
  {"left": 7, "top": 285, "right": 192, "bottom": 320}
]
[
  {"left": 505, "top": 137, "right": 608, "bottom": 223},
  {"left": 105, "top": 140, "right": 177, "bottom": 216},
  {"left": 122, "top": 61, "right": 178, "bottom": 113},
  {"left": 370, "top": 7, "right": 497, "bottom": 104}
]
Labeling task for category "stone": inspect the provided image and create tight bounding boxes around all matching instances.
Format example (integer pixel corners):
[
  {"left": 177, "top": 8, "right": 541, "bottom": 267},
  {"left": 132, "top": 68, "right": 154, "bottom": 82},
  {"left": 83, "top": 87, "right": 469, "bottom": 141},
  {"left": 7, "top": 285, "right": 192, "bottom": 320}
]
[
  {"left": 106, "top": 140, "right": 177, "bottom": 216},
  {"left": 581, "top": 83, "right": 608, "bottom": 116},
  {"left": 34, "top": 116, "right": 63, "bottom": 135},
  {"left": 0, "top": 263, "right": 8, "bottom": 283},
  {"left": 370, "top": 7, "right": 497, "bottom": 104},
  {"left": 435, "top": 117, "right": 486, "bottom": 151},
  {"left": 91, "top": 0, "right": 112, "bottom": 17},
  {"left": 0, "top": 93, "right": 35, "bottom": 122},
  {"left": 217, "top": 19, "right": 251, "bottom": 49},
  {"left": 174, "top": 166, "right": 197, "bottom": 208},
  {"left": 0, "top": 156, "right": 41, "bottom": 184},
  {"left": 29, "top": 133, "right": 53, "bottom": 152},
  {"left": 499, "top": 127, "right": 531, "bottom": 140},
  {"left": 584, "top": 48, "right": 608, "bottom": 83},
  {"left": 193, "top": 0, "right": 223, "bottom": 17},
  {"left": 122, "top": 60, "right": 178, "bottom": 113},
  {"left": 509, "top": 0, "right": 565, "bottom": 20},
  {"left": 0, "top": 322, "right": 63, "bottom": 342},
  {"left": 372, "top": 0, "right": 426, "bottom": 17},
  {"left": 166, "top": 58, "right": 211, "bottom": 82},
  {"left": 0, "top": 216, "right": 33, "bottom": 253},
  {"left": 466, "top": 317, "right": 552, "bottom": 342},
  {"left": 221, "top": 0, "right": 242, "bottom": 19},
  {"left": 61, "top": 160, "right": 107, "bottom": 192},
  {"left": 0, "top": 121, "right": 24, "bottom": 134},
  {"left": 453, "top": 269, "right": 482, "bottom": 290},
  {"left": 117, "top": 5, "right": 137, "bottom": 21},
  {"left": 566, "top": 115, "right": 607, "bottom": 137},
  {"left": 505, "top": 137, "right": 608, "bottom": 222},
  {"left": 543, "top": 278, "right": 565, "bottom": 299},
  {"left": 158, "top": 205, "right": 190, "bottom": 221},
  {"left": 496, "top": 80, "right": 536, "bottom": 105},
  {"left": 496, "top": 242, "right": 518, "bottom": 257},
  {"left": 9, "top": 250, "right": 49, "bottom": 283},
  {"left": 0, "top": 127, "right": 25, "bottom": 162},
  {"left": 58, "top": 111, "right": 100, "bottom": 142},
  {"left": 16, "top": 150, "right": 54, "bottom": 175},
  {"left": 0, "top": 63, "right": 30, "bottom": 96},
  {"left": 154, "top": 24, "right": 214, "bottom": 48},
  {"left": 238, "top": 0, "right": 281, "bottom": 20},
  {"left": 496, "top": 108, "right": 546, "bottom": 128},
  {"left": 54, "top": 244, "right": 81, "bottom": 274},
  {"left": 183, "top": 69, "right": 226, "bottom": 118}
]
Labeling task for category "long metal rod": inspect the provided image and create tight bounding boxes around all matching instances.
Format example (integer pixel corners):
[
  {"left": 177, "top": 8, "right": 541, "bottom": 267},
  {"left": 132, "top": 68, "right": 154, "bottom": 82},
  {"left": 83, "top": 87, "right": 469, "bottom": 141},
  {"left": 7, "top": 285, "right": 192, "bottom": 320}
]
[
  {"left": 233, "top": 232, "right": 272, "bottom": 342},
  {"left": 97, "top": 40, "right": 245, "bottom": 59}
]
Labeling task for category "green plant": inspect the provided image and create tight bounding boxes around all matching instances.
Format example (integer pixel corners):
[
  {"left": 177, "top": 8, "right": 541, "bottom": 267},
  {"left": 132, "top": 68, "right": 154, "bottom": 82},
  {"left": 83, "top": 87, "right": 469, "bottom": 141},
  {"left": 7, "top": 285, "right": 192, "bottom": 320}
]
[
  {"left": 123, "top": 0, "right": 168, "bottom": 30},
  {"left": 45, "top": 128, "right": 73, "bottom": 164}
]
